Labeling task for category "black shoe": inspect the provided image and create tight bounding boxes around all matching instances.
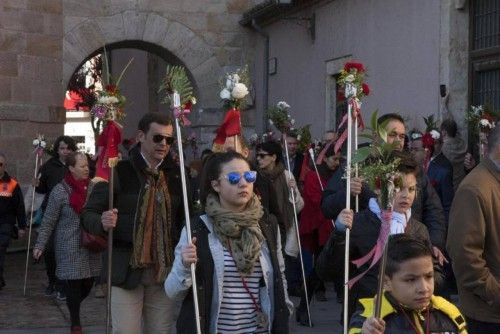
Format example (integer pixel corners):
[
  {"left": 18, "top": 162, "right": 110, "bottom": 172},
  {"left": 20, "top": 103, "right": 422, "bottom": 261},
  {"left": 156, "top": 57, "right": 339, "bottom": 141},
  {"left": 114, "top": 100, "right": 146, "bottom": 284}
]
[
  {"left": 0, "top": 277, "right": 5, "bottom": 290},
  {"left": 295, "top": 307, "right": 313, "bottom": 327},
  {"left": 44, "top": 284, "right": 55, "bottom": 297}
]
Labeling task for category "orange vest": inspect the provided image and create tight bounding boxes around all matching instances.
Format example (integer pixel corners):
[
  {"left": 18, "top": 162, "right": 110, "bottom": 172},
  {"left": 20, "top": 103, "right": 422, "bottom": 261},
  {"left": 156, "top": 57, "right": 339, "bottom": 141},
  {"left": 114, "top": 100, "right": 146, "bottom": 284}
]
[{"left": 0, "top": 178, "right": 18, "bottom": 198}]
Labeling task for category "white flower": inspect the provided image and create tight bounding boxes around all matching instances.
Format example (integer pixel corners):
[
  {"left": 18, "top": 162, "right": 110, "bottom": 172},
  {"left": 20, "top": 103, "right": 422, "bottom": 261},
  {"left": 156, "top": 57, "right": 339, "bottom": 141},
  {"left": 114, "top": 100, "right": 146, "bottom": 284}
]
[
  {"left": 291, "top": 119, "right": 295, "bottom": 125},
  {"left": 219, "top": 88, "right": 231, "bottom": 100},
  {"left": 297, "top": 135, "right": 302, "bottom": 141},
  {"left": 225, "top": 78, "right": 233, "bottom": 90},
  {"left": 269, "top": 119, "right": 274, "bottom": 125},
  {"left": 40, "top": 141, "right": 46, "bottom": 148},
  {"left": 277, "top": 101, "right": 290, "bottom": 110},
  {"left": 231, "top": 83, "right": 248, "bottom": 99},
  {"left": 344, "top": 74, "right": 355, "bottom": 83},
  {"left": 430, "top": 130, "right": 441, "bottom": 140},
  {"left": 108, "top": 96, "right": 119, "bottom": 104},
  {"left": 190, "top": 97, "right": 197, "bottom": 105},
  {"left": 33, "top": 139, "right": 39, "bottom": 146},
  {"left": 472, "top": 105, "right": 483, "bottom": 116},
  {"left": 411, "top": 133, "right": 422, "bottom": 140},
  {"left": 479, "top": 118, "right": 493, "bottom": 128},
  {"left": 232, "top": 74, "right": 240, "bottom": 83}
]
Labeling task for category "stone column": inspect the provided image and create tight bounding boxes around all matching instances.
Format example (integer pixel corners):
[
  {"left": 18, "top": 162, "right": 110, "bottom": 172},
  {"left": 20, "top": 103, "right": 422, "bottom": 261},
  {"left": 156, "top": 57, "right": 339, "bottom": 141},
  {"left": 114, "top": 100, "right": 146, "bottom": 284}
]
[{"left": 0, "top": 0, "right": 65, "bottom": 184}]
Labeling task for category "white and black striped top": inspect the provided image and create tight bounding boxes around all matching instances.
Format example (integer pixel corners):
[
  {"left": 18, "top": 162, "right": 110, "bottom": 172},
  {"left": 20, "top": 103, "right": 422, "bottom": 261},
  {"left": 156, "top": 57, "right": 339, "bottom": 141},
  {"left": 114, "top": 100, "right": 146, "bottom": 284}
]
[{"left": 216, "top": 248, "right": 268, "bottom": 334}]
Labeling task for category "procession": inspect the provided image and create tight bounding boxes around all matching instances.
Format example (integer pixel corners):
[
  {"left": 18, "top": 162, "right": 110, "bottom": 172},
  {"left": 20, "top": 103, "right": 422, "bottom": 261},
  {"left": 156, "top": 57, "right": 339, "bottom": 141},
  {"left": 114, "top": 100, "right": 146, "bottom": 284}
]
[{"left": 0, "top": 1, "right": 499, "bottom": 334}]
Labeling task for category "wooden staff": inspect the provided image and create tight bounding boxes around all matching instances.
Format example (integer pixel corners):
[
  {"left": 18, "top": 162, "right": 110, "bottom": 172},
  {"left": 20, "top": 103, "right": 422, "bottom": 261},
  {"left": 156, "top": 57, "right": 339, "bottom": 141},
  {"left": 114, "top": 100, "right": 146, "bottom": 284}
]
[
  {"left": 105, "top": 170, "right": 114, "bottom": 334},
  {"left": 23, "top": 152, "right": 42, "bottom": 296},
  {"left": 283, "top": 134, "right": 312, "bottom": 327},
  {"left": 173, "top": 92, "right": 202, "bottom": 334}
]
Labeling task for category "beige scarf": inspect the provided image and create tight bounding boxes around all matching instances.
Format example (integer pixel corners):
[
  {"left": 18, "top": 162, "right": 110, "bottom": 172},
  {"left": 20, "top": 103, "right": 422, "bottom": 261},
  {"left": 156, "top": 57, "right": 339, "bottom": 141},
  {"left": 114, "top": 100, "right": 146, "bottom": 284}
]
[
  {"left": 205, "top": 193, "right": 264, "bottom": 276},
  {"left": 130, "top": 168, "right": 174, "bottom": 283}
]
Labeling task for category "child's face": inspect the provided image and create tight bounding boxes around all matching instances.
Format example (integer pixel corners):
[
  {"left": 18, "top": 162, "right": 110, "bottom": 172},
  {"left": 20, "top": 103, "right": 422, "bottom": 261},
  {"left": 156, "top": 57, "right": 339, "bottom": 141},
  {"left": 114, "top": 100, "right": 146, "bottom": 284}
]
[
  {"left": 384, "top": 256, "right": 434, "bottom": 310},
  {"left": 393, "top": 173, "right": 417, "bottom": 214}
]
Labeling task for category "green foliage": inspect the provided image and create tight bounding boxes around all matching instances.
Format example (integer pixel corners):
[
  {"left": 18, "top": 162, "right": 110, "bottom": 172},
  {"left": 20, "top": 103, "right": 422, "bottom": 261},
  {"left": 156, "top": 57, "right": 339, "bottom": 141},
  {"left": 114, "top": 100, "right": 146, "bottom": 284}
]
[
  {"left": 160, "top": 65, "right": 195, "bottom": 106},
  {"left": 423, "top": 114, "right": 438, "bottom": 132},
  {"left": 297, "top": 125, "right": 312, "bottom": 152}
]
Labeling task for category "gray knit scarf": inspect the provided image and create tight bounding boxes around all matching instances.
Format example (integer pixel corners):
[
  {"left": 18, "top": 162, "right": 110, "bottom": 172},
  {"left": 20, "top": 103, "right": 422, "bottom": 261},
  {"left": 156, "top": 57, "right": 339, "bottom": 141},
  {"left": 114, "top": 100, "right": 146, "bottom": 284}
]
[{"left": 205, "top": 193, "right": 264, "bottom": 276}]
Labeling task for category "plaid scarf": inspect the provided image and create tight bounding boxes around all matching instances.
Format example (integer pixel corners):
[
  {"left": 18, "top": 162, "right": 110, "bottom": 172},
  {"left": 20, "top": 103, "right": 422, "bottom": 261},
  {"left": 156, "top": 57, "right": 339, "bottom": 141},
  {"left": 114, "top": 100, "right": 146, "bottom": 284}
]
[
  {"left": 205, "top": 193, "right": 264, "bottom": 276},
  {"left": 130, "top": 168, "right": 174, "bottom": 283}
]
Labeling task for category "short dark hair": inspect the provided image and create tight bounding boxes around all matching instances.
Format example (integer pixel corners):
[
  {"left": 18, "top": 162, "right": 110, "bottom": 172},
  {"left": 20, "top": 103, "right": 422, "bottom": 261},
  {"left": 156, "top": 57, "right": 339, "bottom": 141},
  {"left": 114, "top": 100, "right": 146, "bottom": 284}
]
[
  {"left": 255, "top": 140, "right": 283, "bottom": 164},
  {"left": 385, "top": 234, "right": 433, "bottom": 278},
  {"left": 66, "top": 151, "right": 87, "bottom": 168},
  {"left": 199, "top": 151, "right": 250, "bottom": 208},
  {"left": 440, "top": 119, "right": 458, "bottom": 138},
  {"left": 53, "top": 135, "right": 77, "bottom": 158},
  {"left": 377, "top": 113, "right": 405, "bottom": 126},
  {"left": 138, "top": 112, "right": 173, "bottom": 133},
  {"left": 394, "top": 151, "right": 419, "bottom": 175}
]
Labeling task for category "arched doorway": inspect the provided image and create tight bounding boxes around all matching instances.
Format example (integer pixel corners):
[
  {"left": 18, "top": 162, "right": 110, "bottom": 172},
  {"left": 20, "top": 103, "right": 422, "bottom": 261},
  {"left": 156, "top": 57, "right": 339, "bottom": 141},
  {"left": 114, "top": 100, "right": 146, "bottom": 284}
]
[{"left": 64, "top": 41, "right": 199, "bottom": 156}]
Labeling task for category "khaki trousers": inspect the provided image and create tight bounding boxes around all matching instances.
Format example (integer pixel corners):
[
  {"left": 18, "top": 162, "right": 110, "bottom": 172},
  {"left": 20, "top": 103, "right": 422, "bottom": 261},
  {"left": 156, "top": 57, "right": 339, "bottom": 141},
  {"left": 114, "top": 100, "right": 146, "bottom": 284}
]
[{"left": 111, "top": 283, "right": 177, "bottom": 334}]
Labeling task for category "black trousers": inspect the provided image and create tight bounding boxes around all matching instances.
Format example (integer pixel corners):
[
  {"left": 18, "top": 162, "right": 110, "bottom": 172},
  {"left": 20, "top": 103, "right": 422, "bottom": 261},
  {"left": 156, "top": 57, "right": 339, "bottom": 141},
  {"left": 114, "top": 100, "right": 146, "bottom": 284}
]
[{"left": 64, "top": 278, "right": 95, "bottom": 327}]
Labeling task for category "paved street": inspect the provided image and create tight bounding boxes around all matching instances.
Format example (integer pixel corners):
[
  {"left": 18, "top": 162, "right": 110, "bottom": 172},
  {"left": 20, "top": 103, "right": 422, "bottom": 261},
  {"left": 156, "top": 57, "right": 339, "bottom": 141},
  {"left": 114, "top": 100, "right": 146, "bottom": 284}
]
[{"left": 0, "top": 249, "right": 343, "bottom": 333}]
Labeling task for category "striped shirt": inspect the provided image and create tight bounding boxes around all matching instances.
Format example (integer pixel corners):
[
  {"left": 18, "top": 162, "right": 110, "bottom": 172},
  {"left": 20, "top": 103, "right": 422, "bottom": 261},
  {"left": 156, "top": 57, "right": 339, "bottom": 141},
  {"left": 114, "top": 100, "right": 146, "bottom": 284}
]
[{"left": 217, "top": 248, "right": 268, "bottom": 334}]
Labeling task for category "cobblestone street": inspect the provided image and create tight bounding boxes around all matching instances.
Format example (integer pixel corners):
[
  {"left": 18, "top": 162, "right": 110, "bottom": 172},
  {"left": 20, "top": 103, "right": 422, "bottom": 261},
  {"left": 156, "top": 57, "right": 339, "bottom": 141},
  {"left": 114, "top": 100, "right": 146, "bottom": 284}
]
[{"left": 0, "top": 249, "right": 342, "bottom": 333}]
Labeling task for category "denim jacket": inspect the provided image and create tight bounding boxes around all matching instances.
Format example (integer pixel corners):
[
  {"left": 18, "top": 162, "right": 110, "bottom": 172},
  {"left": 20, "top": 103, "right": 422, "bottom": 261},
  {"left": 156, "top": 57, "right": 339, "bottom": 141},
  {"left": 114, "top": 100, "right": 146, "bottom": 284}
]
[{"left": 165, "top": 214, "right": 294, "bottom": 333}]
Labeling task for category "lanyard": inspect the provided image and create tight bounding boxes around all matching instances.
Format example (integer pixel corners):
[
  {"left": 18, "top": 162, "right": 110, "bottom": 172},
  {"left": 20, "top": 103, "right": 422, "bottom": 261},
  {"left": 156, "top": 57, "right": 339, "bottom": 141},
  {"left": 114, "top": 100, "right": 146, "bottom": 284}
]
[
  {"left": 227, "top": 243, "right": 262, "bottom": 313},
  {"left": 399, "top": 306, "right": 430, "bottom": 334}
]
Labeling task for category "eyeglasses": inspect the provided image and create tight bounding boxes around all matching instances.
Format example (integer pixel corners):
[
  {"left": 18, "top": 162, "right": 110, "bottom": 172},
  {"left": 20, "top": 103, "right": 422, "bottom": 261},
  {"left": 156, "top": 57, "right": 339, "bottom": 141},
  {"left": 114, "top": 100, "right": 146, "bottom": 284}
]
[
  {"left": 256, "top": 153, "right": 271, "bottom": 159},
  {"left": 221, "top": 171, "right": 257, "bottom": 185},
  {"left": 152, "top": 134, "right": 175, "bottom": 145}
]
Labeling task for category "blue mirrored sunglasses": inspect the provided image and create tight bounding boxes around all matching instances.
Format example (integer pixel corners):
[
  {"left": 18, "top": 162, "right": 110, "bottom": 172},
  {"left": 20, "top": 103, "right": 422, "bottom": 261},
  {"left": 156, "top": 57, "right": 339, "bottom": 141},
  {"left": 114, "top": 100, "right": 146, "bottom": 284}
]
[{"left": 222, "top": 171, "right": 257, "bottom": 185}]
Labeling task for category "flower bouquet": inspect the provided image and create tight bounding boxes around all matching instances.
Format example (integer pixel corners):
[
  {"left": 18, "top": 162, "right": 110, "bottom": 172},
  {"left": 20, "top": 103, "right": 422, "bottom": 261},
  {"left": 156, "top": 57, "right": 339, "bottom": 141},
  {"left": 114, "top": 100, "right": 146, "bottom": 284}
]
[
  {"left": 268, "top": 101, "right": 295, "bottom": 134},
  {"left": 219, "top": 65, "right": 250, "bottom": 111},
  {"left": 160, "top": 65, "right": 197, "bottom": 126},
  {"left": 466, "top": 105, "right": 498, "bottom": 159}
]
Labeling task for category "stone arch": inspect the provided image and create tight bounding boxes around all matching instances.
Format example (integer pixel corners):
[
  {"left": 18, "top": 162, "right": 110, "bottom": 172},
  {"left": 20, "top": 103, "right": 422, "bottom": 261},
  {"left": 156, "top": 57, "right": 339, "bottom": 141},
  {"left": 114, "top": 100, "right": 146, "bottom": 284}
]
[{"left": 62, "top": 11, "right": 223, "bottom": 106}]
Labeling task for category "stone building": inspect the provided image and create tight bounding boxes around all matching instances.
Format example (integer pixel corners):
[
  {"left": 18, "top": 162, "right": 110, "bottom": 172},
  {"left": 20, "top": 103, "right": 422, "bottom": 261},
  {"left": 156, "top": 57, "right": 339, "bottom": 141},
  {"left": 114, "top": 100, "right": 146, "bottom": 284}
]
[
  {"left": 1, "top": 0, "right": 499, "bottom": 186},
  {"left": 0, "top": 0, "right": 260, "bottom": 184}
]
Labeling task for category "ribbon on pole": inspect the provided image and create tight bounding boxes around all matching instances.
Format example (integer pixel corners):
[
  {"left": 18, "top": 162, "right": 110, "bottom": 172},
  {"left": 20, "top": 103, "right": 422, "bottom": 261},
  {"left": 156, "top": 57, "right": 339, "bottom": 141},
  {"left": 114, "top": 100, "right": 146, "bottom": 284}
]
[
  {"left": 308, "top": 148, "right": 336, "bottom": 229},
  {"left": 173, "top": 91, "right": 202, "bottom": 334},
  {"left": 335, "top": 98, "right": 364, "bottom": 154}
]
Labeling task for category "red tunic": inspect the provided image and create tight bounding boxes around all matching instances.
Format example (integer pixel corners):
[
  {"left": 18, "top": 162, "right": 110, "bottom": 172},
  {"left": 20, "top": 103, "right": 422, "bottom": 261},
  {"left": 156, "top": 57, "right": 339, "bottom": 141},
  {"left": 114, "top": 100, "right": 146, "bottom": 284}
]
[
  {"left": 299, "top": 170, "right": 333, "bottom": 253},
  {"left": 95, "top": 120, "right": 122, "bottom": 181}
]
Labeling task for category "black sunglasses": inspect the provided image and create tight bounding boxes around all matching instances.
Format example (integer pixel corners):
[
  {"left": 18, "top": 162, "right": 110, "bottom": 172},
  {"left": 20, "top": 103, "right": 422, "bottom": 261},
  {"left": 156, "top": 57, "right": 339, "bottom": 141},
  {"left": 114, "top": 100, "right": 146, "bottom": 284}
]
[{"left": 152, "top": 134, "right": 175, "bottom": 145}]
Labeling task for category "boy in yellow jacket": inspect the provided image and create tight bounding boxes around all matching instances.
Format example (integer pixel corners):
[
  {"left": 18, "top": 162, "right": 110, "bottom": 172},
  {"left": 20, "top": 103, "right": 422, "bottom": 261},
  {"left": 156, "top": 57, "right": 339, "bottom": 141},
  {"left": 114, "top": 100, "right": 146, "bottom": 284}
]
[{"left": 349, "top": 235, "right": 467, "bottom": 334}]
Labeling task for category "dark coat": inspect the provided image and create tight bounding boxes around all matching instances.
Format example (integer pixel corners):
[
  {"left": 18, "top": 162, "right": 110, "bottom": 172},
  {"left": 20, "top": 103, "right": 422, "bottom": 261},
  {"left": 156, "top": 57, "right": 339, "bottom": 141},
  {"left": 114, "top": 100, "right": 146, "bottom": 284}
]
[
  {"left": 427, "top": 152, "right": 454, "bottom": 222},
  {"left": 0, "top": 172, "right": 26, "bottom": 246},
  {"left": 321, "top": 162, "right": 447, "bottom": 250},
  {"left": 35, "top": 157, "right": 67, "bottom": 210},
  {"left": 81, "top": 146, "right": 186, "bottom": 289},
  {"left": 176, "top": 215, "right": 290, "bottom": 334}
]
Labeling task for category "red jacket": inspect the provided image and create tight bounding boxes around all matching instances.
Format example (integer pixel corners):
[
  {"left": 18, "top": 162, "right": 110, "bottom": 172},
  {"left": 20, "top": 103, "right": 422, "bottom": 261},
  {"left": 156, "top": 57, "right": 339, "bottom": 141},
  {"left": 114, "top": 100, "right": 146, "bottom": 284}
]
[{"left": 299, "top": 170, "right": 333, "bottom": 252}]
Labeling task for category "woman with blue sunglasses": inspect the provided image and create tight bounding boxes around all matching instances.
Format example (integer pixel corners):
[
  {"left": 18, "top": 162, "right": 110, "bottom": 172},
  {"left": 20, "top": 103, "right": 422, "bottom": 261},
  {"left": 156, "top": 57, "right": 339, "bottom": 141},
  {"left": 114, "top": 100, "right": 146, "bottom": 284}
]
[{"left": 165, "top": 151, "right": 293, "bottom": 333}]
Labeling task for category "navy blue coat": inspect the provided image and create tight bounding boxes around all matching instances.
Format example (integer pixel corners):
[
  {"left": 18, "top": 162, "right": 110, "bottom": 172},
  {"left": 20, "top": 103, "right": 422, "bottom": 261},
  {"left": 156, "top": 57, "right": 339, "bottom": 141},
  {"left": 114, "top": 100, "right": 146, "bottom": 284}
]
[{"left": 427, "top": 153, "right": 454, "bottom": 222}]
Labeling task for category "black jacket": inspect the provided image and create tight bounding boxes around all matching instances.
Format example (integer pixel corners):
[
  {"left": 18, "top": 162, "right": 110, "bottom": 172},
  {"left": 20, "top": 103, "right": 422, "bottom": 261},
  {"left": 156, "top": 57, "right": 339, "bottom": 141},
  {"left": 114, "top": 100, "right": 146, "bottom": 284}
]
[
  {"left": 81, "top": 146, "right": 186, "bottom": 289},
  {"left": 176, "top": 215, "right": 290, "bottom": 334},
  {"left": 321, "top": 163, "right": 447, "bottom": 249},
  {"left": 35, "top": 157, "right": 67, "bottom": 210},
  {"left": 427, "top": 153, "right": 454, "bottom": 222},
  {"left": 0, "top": 172, "right": 26, "bottom": 243}
]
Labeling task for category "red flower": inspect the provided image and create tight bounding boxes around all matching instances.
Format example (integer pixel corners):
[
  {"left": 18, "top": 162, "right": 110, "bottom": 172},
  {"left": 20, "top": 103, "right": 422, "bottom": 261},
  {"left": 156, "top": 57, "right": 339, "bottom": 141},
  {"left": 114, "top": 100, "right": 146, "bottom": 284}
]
[
  {"left": 362, "top": 83, "right": 370, "bottom": 96},
  {"left": 422, "top": 133, "right": 435, "bottom": 149},
  {"left": 105, "top": 84, "right": 117, "bottom": 94},
  {"left": 337, "top": 90, "right": 345, "bottom": 102},
  {"left": 344, "top": 62, "right": 365, "bottom": 72},
  {"left": 375, "top": 176, "right": 381, "bottom": 189},
  {"left": 184, "top": 101, "right": 193, "bottom": 111}
]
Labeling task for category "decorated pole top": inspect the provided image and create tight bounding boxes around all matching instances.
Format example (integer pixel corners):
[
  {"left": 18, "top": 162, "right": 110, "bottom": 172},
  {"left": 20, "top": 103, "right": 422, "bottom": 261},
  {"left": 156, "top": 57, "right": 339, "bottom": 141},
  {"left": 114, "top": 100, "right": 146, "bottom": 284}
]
[
  {"left": 32, "top": 134, "right": 46, "bottom": 157},
  {"left": 160, "top": 65, "right": 196, "bottom": 127}
]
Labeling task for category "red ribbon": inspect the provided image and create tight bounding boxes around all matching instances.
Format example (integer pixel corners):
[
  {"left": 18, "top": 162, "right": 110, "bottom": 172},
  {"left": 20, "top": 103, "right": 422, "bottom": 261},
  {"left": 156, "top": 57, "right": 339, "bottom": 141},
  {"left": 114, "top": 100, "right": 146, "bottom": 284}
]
[
  {"left": 334, "top": 98, "right": 365, "bottom": 154},
  {"left": 173, "top": 107, "right": 191, "bottom": 126},
  {"left": 347, "top": 209, "right": 392, "bottom": 289}
]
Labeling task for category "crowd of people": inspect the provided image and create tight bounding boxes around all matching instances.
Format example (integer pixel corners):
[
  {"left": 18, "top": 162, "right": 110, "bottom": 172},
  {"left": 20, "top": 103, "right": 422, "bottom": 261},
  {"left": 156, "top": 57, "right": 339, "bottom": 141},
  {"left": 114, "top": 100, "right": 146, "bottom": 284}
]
[{"left": 0, "top": 111, "right": 498, "bottom": 334}]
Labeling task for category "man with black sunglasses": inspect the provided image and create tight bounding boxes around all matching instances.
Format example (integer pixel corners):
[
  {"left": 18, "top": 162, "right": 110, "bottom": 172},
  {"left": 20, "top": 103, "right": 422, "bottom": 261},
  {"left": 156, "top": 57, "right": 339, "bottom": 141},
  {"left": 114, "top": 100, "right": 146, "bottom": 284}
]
[
  {"left": 0, "top": 152, "right": 27, "bottom": 290},
  {"left": 82, "top": 112, "right": 187, "bottom": 333}
]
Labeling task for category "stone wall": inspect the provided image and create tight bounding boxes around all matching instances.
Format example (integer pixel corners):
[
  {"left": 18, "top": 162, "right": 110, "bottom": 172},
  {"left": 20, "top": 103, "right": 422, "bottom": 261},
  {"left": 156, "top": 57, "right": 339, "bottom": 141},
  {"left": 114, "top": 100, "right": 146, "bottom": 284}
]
[
  {"left": 0, "top": 0, "right": 260, "bottom": 185},
  {"left": 0, "top": 0, "right": 65, "bottom": 184}
]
